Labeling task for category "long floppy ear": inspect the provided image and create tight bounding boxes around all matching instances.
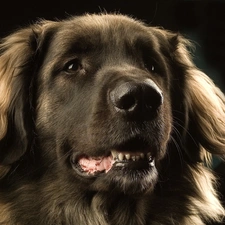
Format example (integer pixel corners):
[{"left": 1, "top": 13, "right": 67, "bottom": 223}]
[
  {"left": 0, "top": 20, "right": 55, "bottom": 171},
  {"left": 174, "top": 36, "right": 225, "bottom": 162}
]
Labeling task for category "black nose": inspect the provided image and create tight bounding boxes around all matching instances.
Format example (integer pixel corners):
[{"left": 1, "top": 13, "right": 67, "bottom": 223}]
[{"left": 109, "top": 79, "right": 163, "bottom": 119}]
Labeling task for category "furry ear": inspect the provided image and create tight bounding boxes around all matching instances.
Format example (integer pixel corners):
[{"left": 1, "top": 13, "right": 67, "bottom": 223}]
[
  {"left": 0, "top": 21, "right": 55, "bottom": 168},
  {"left": 174, "top": 35, "right": 225, "bottom": 162},
  {"left": 186, "top": 70, "right": 225, "bottom": 156},
  {"left": 0, "top": 27, "right": 38, "bottom": 166}
]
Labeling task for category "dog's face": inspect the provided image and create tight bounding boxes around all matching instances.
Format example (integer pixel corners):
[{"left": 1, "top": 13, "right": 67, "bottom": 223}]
[
  {"left": 0, "top": 13, "right": 225, "bottom": 224},
  {"left": 35, "top": 14, "right": 173, "bottom": 193}
]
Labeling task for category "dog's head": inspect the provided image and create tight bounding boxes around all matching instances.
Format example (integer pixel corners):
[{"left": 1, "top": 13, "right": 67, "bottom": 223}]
[{"left": 0, "top": 14, "right": 225, "bottom": 198}]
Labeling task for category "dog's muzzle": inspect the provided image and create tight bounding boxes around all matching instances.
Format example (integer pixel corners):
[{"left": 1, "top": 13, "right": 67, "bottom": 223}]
[{"left": 70, "top": 79, "right": 163, "bottom": 177}]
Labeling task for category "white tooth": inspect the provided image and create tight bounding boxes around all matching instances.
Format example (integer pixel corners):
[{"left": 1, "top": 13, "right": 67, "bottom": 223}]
[
  {"left": 118, "top": 153, "right": 124, "bottom": 161},
  {"left": 136, "top": 155, "right": 140, "bottom": 161},
  {"left": 132, "top": 156, "right": 136, "bottom": 161},
  {"left": 140, "top": 153, "right": 144, "bottom": 159},
  {"left": 115, "top": 162, "right": 124, "bottom": 167},
  {"left": 150, "top": 159, "right": 155, "bottom": 167},
  {"left": 125, "top": 154, "right": 131, "bottom": 160},
  {"left": 111, "top": 151, "right": 118, "bottom": 160}
]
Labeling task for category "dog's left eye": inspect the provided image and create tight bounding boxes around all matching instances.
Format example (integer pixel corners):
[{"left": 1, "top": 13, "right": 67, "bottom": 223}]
[
  {"left": 144, "top": 62, "right": 157, "bottom": 73},
  {"left": 63, "top": 58, "right": 82, "bottom": 73},
  {"left": 142, "top": 55, "right": 159, "bottom": 74},
  {"left": 149, "top": 65, "right": 155, "bottom": 72}
]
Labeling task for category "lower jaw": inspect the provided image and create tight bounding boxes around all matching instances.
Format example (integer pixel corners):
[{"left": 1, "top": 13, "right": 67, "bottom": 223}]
[
  {"left": 91, "top": 165, "right": 158, "bottom": 194},
  {"left": 73, "top": 161, "right": 158, "bottom": 194}
]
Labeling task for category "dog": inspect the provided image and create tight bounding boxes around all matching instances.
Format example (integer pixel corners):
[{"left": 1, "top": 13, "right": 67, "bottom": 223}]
[{"left": 0, "top": 13, "right": 224, "bottom": 225}]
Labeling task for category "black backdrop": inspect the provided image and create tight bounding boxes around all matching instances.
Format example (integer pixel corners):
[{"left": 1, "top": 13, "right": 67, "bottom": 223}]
[
  {"left": 1, "top": 0, "right": 225, "bottom": 88},
  {"left": 1, "top": 0, "right": 225, "bottom": 223}
]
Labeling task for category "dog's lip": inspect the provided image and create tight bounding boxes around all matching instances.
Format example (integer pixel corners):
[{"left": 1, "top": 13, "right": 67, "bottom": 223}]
[{"left": 70, "top": 149, "right": 155, "bottom": 176}]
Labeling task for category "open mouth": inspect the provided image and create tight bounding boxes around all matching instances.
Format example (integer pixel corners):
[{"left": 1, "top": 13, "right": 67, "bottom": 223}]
[{"left": 70, "top": 149, "right": 155, "bottom": 176}]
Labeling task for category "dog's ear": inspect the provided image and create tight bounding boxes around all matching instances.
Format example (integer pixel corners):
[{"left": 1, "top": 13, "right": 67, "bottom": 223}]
[
  {"left": 173, "top": 35, "right": 225, "bottom": 162},
  {"left": 0, "top": 20, "right": 55, "bottom": 169}
]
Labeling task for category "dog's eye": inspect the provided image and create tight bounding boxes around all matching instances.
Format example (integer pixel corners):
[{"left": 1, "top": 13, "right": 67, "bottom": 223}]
[
  {"left": 142, "top": 55, "right": 159, "bottom": 74},
  {"left": 144, "top": 62, "right": 158, "bottom": 73},
  {"left": 64, "top": 58, "right": 82, "bottom": 73},
  {"left": 150, "top": 65, "right": 155, "bottom": 72}
]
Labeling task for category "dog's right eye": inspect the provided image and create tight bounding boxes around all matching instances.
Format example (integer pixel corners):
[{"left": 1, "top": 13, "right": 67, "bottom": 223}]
[{"left": 63, "top": 58, "right": 82, "bottom": 73}]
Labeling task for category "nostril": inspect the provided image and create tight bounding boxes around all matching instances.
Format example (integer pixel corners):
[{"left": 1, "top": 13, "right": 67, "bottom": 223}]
[
  {"left": 110, "top": 83, "right": 141, "bottom": 111},
  {"left": 143, "top": 84, "right": 163, "bottom": 111},
  {"left": 116, "top": 94, "right": 137, "bottom": 111},
  {"left": 110, "top": 84, "right": 140, "bottom": 111}
]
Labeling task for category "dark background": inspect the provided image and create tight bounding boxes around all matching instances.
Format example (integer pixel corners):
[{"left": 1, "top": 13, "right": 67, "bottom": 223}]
[
  {"left": 0, "top": 0, "right": 225, "bottom": 223},
  {"left": 1, "top": 0, "right": 225, "bottom": 90}
]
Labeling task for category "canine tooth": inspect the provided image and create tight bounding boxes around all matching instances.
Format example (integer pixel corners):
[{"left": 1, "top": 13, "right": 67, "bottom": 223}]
[
  {"left": 125, "top": 154, "right": 131, "bottom": 160},
  {"left": 140, "top": 153, "right": 144, "bottom": 159},
  {"left": 131, "top": 156, "right": 136, "bottom": 161},
  {"left": 118, "top": 153, "right": 124, "bottom": 161},
  {"left": 111, "top": 151, "right": 118, "bottom": 160}
]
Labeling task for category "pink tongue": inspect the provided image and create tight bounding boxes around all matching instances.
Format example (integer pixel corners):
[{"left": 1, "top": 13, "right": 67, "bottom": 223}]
[{"left": 79, "top": 155, "right": 114, "bottom": 174}]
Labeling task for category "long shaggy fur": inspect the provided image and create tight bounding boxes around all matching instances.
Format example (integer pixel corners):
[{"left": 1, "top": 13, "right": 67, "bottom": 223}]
[{"left": 0, "top": 13, "right": 224, "bottom": 225}]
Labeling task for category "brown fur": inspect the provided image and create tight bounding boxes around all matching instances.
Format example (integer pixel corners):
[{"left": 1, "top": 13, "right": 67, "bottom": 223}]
[{"left": 0, "top": 13, "right": 224, "bottom": 225}]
